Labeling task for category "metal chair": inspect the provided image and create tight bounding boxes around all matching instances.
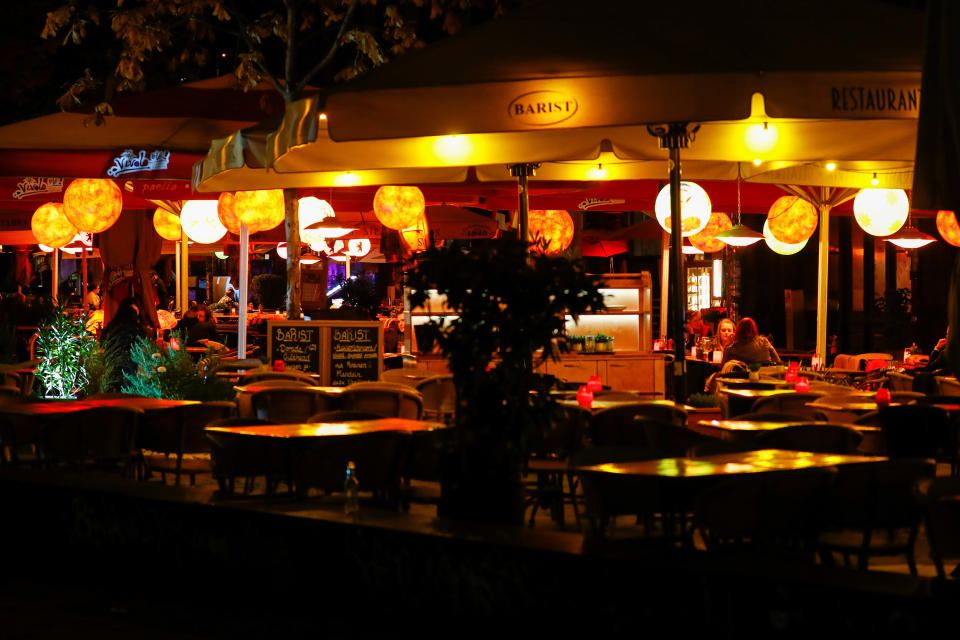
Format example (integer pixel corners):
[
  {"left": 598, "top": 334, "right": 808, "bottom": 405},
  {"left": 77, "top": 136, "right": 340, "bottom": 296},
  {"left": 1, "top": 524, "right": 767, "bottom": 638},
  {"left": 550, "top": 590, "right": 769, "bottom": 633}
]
[{"left": 240, "top": 369, "right": 317, "bottom": 386}]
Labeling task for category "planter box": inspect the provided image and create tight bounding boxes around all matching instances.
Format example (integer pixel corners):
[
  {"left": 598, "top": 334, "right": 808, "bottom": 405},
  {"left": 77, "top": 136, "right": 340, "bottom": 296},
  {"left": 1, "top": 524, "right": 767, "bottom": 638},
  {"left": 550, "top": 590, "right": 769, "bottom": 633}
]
[{"left": 686, "top": 406, "right": 722, "bottom": 428}]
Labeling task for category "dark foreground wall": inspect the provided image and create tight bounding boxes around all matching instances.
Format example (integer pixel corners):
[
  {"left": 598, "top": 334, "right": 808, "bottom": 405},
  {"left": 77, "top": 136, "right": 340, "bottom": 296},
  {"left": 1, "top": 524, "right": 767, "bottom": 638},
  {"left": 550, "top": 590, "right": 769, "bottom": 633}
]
[{"left": 1, "top": 470, "right": 957, "bottom": 636}]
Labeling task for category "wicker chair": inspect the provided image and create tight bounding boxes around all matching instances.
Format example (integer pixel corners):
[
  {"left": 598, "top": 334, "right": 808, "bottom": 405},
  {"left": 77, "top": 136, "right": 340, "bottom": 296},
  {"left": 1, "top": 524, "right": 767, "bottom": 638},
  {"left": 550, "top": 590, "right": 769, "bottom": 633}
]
[{"left": 339, "top": 382, "right": 423, "bottom": 420}]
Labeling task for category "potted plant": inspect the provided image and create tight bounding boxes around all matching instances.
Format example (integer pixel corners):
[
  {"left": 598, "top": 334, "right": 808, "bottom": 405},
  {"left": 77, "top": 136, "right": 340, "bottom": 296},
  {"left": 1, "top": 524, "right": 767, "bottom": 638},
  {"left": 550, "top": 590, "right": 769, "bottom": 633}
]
[
  {"left": 567, "top": 335, "right": 585, "bottom": 353},
  {"left": 595, "top": 334, "right": 614, "bottom": 353},
  {"left": 685, "top": 392, "right": 722, "bottom": 425},
  {"left": 34, "top": 302, "right": 98, "bottom": 399},
  {"left": 407, "top": 238, "right": 605, "bottom": 524}
]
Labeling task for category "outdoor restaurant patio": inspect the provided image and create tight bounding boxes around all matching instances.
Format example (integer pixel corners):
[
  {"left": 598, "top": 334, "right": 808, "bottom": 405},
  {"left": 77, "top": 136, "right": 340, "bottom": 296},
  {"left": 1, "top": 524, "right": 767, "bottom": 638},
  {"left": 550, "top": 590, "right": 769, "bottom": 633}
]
[{"left": 2, "top": 0, "right": 960, "bottom": 634}]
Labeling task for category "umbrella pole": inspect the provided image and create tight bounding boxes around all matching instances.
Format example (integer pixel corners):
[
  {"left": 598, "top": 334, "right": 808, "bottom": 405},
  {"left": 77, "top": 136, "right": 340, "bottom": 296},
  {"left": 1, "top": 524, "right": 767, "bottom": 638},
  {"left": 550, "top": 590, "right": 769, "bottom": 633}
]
[
  {"left": 815, "top": 203, "right": 831, "bottom": 366},
  {"left": 510, "top": 163, "right": 539, "bottom": 246},
  {"left": 650, "top": 123, "right": 693, "bottom": 403},
  {"left": 175, "top": 240, "right": 181, "bottom": 312},
  {"left": 238, "top": 224, "right": 249, "bottom": 359},
  {"left": 179, "top": 227, "right": 189, "bottom": 312},
  {"left": 51, "top": 249, "right": 59, "bottom": 303},
  {"left": 81, "top": 247, "right": 88, "bottom": 305}
]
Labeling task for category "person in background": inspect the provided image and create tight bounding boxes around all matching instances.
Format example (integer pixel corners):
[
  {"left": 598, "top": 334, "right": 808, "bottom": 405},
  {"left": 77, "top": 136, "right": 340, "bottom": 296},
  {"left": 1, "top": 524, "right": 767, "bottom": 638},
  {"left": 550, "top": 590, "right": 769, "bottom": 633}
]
[
  {"left": 217, "top": 286, "right": 237, "bottom": 309},
  {"left": 85, "top": 283, "right": 101, "bottom": 310},
  {"left": 684, "top": 309, "right": 711, "bottom": 348},
  {"left": 721, "top": 317, "right": 782, "bottom": 366},
  {"left": 705, "top": 318, "right": 736, "bottom": 353},
  {"left": 182, "top": 304, "right": 222, "bottom": 348}
]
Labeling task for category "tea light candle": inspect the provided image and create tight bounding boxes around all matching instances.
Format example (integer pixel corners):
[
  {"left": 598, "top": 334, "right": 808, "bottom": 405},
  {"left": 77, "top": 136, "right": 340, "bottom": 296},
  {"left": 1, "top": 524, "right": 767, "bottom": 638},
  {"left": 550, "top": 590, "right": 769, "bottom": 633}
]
[
  {"left": 794, "top": 377, "right": 810, "bottom": 392},
  {"left": 586, "top": 375, "right": 602, "bottom": 393},
  {"left": 576, "top": 385, "right": 594, "bottom": 409},
  {"left": 875, "top": 387, "right": 891, "bottom": 407},
  {"left": 785, "top": 371, "right": 798, "bottom": 383}
]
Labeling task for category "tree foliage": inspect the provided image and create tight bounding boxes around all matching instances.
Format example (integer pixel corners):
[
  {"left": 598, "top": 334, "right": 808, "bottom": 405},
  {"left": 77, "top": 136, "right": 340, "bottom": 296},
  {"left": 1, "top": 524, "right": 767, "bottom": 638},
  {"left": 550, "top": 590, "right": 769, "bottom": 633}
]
[
  {"left": 34, "top": 302, "right": 99, "bottom": 398},
  {"left": 41, "top": 0, "right": 511, "bottom": 105}
]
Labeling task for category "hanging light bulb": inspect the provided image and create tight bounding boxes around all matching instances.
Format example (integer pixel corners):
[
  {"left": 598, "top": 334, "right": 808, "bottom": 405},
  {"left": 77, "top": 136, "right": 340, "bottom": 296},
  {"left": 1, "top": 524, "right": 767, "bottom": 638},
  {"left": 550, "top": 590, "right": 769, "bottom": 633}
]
[
  {"left": 745, "top": 121, "right": 778, "bottom": 154},
  {"left": 871, "top": 173, "right": 880, "bottom": 186},
  {"left": 716, "top": 166, "right": 763, "bottom": 247}
]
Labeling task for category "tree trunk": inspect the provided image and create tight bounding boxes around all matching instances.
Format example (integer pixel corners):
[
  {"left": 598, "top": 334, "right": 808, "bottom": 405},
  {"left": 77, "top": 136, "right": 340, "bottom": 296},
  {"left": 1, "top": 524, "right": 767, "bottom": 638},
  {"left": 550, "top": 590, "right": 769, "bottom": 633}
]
[{"left": 284, "top": 188, "right": 301, "bottom": 319}]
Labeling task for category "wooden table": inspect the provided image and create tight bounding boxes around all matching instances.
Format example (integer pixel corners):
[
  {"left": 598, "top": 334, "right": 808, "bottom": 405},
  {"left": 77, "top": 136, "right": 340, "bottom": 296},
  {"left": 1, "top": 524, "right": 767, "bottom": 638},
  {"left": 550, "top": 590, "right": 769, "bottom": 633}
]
[
  {"left": 691, "top": 419, "right": 881, "bottom": 441},
  {"left": 557, "top": 398, "right": 684, "bottom": 413},
  {"left": 0, "top": 397, "right": 198, "bottom": 416},
  {"left": 806, "top": 395, "right": 910, "bottom": 414},
  {"left": 204, "top": 418, "right": 447, "bottom": 498}
]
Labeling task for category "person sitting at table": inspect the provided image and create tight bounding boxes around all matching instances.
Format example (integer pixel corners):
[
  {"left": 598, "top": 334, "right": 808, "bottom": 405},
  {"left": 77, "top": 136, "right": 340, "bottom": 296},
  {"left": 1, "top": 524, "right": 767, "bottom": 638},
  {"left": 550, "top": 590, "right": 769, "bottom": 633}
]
[
  {"left": 704, "top": 318, "right": 736, "bottom": 353},
  {"left": 181, "top": 304, "right": 223, "bottom": 349},
  {"left": 685, "top": 309, "right": 712, "bottom": 348},
  {"left": 912, "top": 327, "right": 953, "bottom": 392},
  {"left": 100, "top": 298, "right": 152, "bottom": 391},
  {"left": 721, "top": 317, "right": 782, "bottom": 366}
]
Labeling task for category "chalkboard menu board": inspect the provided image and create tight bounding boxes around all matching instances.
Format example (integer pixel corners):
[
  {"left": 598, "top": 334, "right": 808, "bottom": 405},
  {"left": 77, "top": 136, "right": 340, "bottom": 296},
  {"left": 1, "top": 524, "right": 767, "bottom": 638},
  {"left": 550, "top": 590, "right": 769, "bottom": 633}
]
[
  {"left": 329, "top": 323, "right": 381, "bottom": 386},
  {"left": 267, "top": 321, "right": 322, "bottom": 373}
]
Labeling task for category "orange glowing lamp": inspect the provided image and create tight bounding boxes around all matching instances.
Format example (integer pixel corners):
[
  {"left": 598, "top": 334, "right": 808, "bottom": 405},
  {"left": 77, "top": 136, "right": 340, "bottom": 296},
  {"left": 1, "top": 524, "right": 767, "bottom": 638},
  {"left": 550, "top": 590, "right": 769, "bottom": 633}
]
[
  {"left": 529, "top": 209, "right": 574, "bottom": 254},
  {"left": 373, "top": 186, "right": 425, "bottom": 230},
  {"left": 32, "top": 202, "right": 78, "bottom": 249},
  {"left": 234, "top": 189, "right": 285, "bottom": 233},
  {"left": 400, "top": 214, "right": 430, "bottom": 253},
  {"left": 62, "top": 178, "right": 123, "bottom": 233},
  {"left": 689, "top": 212, "right": 733, "bottom": 253},
  {"left": 766, "top": 195, "right": 818, "bottom": 244},
  {"left": 153, "top": 208, "right": 182, "bottom": 241},
  {"left": 936, "top": 210, "right": 960, "bottom": 247},
  {"left": 217, "top": 192, "right": 241, "bottom": 235}
]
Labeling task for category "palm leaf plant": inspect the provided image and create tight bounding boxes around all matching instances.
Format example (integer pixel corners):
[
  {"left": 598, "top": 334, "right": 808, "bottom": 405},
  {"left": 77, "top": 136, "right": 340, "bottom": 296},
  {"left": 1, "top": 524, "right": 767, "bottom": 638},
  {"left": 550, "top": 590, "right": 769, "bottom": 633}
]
[{"left": 35, "top": 302, "right": 98, "bottom": 399}]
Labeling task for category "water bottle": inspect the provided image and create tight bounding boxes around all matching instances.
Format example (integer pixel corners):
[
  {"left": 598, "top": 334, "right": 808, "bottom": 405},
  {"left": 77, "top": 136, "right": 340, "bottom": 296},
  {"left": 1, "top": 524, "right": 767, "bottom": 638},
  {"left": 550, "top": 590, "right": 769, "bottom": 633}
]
[{"left": 344, "top": 461, "right": 359, "bottom": 516}]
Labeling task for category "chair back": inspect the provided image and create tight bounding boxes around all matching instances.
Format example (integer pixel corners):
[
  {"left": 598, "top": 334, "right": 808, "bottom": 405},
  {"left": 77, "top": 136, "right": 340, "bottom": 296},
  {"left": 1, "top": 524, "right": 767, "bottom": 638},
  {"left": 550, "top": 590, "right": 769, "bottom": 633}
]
[
  {"left": 529, "top": 405, "right": 590, "bottom": 461},
  {"left": 890, "top": 391, "right": 925, "bottom": 402},
  {"left": 380, "top": 368, "right": 432, "bottom": 387},
  {"left": 695, "top": 468, "right": 837, "bottom": 553},
  {"left": 733, "top": 411, "right": 815, "bottom": 423},
  {"left": 923, "top": 477, "right": 960, "bottom": 578},
  {"left": 240, "top": 378, "right": 312, "bottom": 389},
  {"left": 240, "top": 370, "right": 317, "bottom": 386},
  {"left": 752, "top": 423, "right": 863, "bottom": 454},
  {"left": 825, "top": 458, "right": 936, "bottom": 532},
  {"left": 339, "top": 382, "right": 423, "bottom": 419},
  {"left": 887, "top": 371, "right": 915, "bottom": 392},
  {"left": 640, "top": 418, "right": 728, "bottom": 457},
  {"left": 832, "top": 354, "right": 855, "bottom": 370},
  {"left": 936, "top": 376, "right": 960, "bottom": 397},
  {"left": 416, "top": 374, "right": 456, "bottom": 422},
  {"left": 750, "top": 392, "right": 826, "bottom": 420},
  {"left": 307, "top": 410, "right": 384, "bottom": 423},
  {"left": 206, "top": 359, "right": 265, "bottom": 379},
  {"left": 42, "top": 406, "right": 143, "bottom": 469},
  {"left": 877, "top": 404, "right": 951, "bottom": 459},
  {"left": 250, "top": 387, "right": 339, "bottom": 423}
]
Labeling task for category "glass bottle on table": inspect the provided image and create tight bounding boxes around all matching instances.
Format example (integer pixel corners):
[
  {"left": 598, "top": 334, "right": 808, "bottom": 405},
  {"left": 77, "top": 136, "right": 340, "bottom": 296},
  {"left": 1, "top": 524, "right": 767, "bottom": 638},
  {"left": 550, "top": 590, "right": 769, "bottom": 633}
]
[{"left": 344, "top": 461, "right": 359, "bottom": 517}]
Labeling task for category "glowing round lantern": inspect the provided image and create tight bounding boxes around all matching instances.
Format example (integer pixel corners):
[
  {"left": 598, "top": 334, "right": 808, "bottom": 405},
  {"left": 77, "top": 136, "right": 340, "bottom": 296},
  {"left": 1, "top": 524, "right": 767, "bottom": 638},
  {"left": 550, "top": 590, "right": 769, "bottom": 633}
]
[
  {"left": 766, "top": 195, "right": 818, "bottom": 244},
  {"left": 153, "top": 208, "right": 182, "bottom": 241},
  {"left": 400, "top": 214, "right": 430, "bottom": 253},
  {"left": 217, "top": 192, "right": 241, "bottom": 235},
  {"left": 343, "top": 238, "right": 372, "bottom": 259},
  {"left": 936, "top": 210, "right": 960, "bottom": 247},
  {"left": 62, "top": 178, "right": 123, "bottom": 233},
  {"left": 529, "top": 209, "right": 574, "bottom": 254},
  {"left": 654, "top": 182, "right": 711, "bottom": 236},
  {"left": 298, "top": 197, "right": 335, "bottom": 244},
  {"left": 32, "top": 202, "right": 77, "bottom": 249},
  {"left": 234, "top": 189, "right": 285, "bottom": 233},
  {"left": 763, "top": 220, "right": 808, "bottom": 256},
  {"left": 180, "top": 200, "right": 227, "bottom": 244},
  {"left": 373, "top": 186, "right": 425, "bottom": 230},
  {"left": 689, "top": 212, "right": 733, "bottom": 253},
  {"left": 853, "top": 188, "right": 909, "bottom": 237}
]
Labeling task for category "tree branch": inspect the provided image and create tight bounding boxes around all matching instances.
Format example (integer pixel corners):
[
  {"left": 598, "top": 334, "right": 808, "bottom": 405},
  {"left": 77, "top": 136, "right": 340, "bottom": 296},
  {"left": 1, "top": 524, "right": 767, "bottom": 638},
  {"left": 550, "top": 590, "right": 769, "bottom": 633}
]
[
  {"left": 294, "top": 0, "right": 359, "bottom": 97},
  {"left": 222, "top": 0, "right": 288, "bottom": 100}
]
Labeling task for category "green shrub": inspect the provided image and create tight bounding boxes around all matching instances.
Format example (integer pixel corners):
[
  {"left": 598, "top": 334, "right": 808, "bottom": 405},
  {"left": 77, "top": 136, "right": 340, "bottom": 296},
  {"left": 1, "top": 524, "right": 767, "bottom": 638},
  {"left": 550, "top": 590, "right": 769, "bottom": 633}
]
[
  {"left": 35, "top": 303, "right": 98, "bottom": 398},
  {"left": 686, "top": 392, "right": 719, "bottom": 408},
  {"left": 121, "top": 330, "right": 236, "bottom": 401}
]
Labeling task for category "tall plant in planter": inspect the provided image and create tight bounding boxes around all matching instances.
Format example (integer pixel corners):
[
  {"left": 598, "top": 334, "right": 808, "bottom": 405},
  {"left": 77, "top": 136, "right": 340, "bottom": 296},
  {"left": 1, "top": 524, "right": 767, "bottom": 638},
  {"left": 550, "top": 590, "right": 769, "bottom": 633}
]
[
  {"left": 407, "top": 239, "right": 605, "bottom": 524},
  {"left": 35, "top": 302, "right": 98, "bottom": 399}
]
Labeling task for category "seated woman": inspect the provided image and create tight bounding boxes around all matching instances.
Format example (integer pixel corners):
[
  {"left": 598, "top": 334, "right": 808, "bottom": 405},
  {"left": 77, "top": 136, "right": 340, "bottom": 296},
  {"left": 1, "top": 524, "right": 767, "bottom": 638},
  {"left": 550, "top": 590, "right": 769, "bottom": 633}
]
[
  {"left": 181, "top": 304, "right": 223, "bottom": 349},
  {"left": 704, "top": 318, "right": 736, "bottom": 353},
  {"left": 684, "top": 309, "right": 712, "bottom": 348},
  {"left": 721, "top": 317, "right": 782, "bottom": 366}
]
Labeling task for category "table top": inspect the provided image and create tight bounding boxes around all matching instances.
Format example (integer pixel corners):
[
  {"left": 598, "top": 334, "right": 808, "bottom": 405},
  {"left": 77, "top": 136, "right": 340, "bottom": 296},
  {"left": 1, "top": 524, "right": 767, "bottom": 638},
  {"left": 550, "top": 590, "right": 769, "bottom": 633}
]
[
  {"left": 577, "top": 449, "right": 886, "bottom": 479},
  {"left": 557, "top": 398, "right": 683, "bottom": 412},
  {"left": 719, "top": 388, "right": 796, "bottom": 399},
  {"left": 0, "top": 397, "right": 199, "bottom": 415},
  {"left": 205, "top": 417, "right": 446, "bottom": 439},
  {"left": 695, "top": 419, "right": 881, "bottom": 434},
  {"left": 234, "top": 384, "right": 345, "bottom": 395},
  {"left": 806, "top": 395, "right": 909, "bottom": 412}
]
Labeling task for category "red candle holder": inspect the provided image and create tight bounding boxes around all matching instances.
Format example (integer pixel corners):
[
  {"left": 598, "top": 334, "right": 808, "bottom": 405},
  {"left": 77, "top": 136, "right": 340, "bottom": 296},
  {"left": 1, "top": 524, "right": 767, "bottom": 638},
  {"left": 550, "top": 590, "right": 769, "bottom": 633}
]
[
  {"left": 785, "top": 371, "right": 798, "bottom": 383},
  {"left": 576, "top": 385, "right": 594, "bottom": 409},
  {"left": 875, "top": 387, "right": 891, "bottom": 407},
  {"left": 273, "top": 360, "right": 286, "bottom": 372},
  {"left": 168, "top": 337, "right": 181, "bottom": 351},
  {"left": 788, "top": 361, "right": 800, "bottom": 372},
  {"left": 794, "top": 377, "right": 810, "bottom": 392},
  {"left": 586, "top": 375, "right": 602, "bottom": 393}
]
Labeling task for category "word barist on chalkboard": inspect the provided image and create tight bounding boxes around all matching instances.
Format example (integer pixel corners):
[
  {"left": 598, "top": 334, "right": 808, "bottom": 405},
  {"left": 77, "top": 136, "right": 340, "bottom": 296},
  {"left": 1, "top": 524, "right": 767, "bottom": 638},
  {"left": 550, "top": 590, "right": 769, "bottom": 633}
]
[
  {"left": 267, "top": 321, "right": 322, "bottom": 374},
  {"left": 330, "top": 324, "right": 381, "bottom": 386}
]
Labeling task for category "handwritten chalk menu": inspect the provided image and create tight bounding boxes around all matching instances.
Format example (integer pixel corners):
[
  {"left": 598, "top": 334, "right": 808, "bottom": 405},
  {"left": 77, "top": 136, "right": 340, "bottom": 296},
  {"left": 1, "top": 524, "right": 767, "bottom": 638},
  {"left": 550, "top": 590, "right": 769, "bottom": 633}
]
[
  {"left": 267, "top": 321, "right": 321, "bottom": 373},
  {"left": 329, "top": 323, "right": 381, "bottom": 386}
]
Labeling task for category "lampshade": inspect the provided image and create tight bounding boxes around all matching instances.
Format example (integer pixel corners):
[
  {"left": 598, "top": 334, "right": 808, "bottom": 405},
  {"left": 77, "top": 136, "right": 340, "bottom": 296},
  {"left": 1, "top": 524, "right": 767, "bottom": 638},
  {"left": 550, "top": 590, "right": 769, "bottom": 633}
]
[
  {"left": 936, "top": 210, "right": 960, "bottom": 247},
  {"left": 373, "top": 186, "right": 425, "bottom": 230},
  {"left": 885, "top": 225, "right": 936, "bottom": 249},
  {"left": 654, "top": 182, "right": 711, "bottom": 236},
  {"left": 153, "top": 207, "right": 182, "bottom": 241},
  {"left": 300, "top": 252, "right": 321, "bottom": 265},
  {"left": 298, "top": 197, "right": 348, "bottom": 243},
  {"left": 214, "top": 251, "right": 229, "bottom": 260},
  {"left": 156, "top": 309, "right": 178, "bottom": 330},
  {"left": 217, "top": 192, "right": 241, "bottom": 235},
  {"left": 689, "top": 212, "right": 733, "bottom": 253},
  {"left": 60, "top": 232, "right": 94, "bottom": 254},
  {"left": 853, "top": 188, "right": 909, "bottom": 237},
  {"left": 302, "top": 218, "right": 357, "bottom": 239},
  {"left": 31, "top": 202, "right": 77, "bottom": 248},
  {"left": 343, "top": 238, "right": 372, "bottom": 258},
  {"left": 766, "top": 195, "right": 818, "bottom": 244},
  {"left": 400, "top": 214, "right": 430, "bottom": 253},
  {"left": 715, "top": 224, "right": 764, "bottom": 247},
  {"left": 276, "top": 242, "right": 288, "bottom": 260},
  {"left": 180, "top": 200, "right": 227, "bottom": 244},
  {"left": 62, "top": 178, "right": 123, "bottom": 233},
  {"left": 313, "top": 238, "right": 344, "bottom": 256},
  {"left": 529, "top": 209, "right": 574, "bottom": 254},
  {"left": 234, "top": 189, "right": 285, "bottom": 233},
  {"left": 763, "top": 220, "right": 808, "bottom": 255}
]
